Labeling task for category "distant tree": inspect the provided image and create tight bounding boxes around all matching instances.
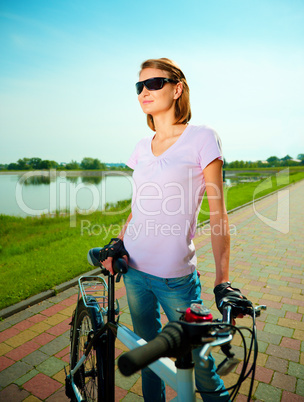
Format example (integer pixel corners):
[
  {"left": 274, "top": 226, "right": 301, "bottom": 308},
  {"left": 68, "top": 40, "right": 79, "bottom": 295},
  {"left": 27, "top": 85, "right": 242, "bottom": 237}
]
[
  {"left": 81, "top": 157, "right": 94, "bottom": 169},
  {"left": 297, "top": 154, "right": 304, "bottom": 161},
  {"left": 267, "top": 156, "right": 279, "bottom": 164},
  {"left": 65, "top": 160, "right": 80, "bottom": 170},
  {"left": 92, "top": 159, "right": 105, "bottom": 170},
  {"left": 28, "top": 157, "right": 42, "bottom": 169},
  {"left": 266, "top": 156, "right": 280, "bottom": 167},
  {"left": 39, "top": 160, "right": 52, "bottom": 169},
  {"left": 281, "top": 155, "right": 292, "bottom": 161},
  {"left": 80, "top": 157, "right": 106, "bottom": 170},
  {"left": 228, "top": 160, "right": 240, "bottom": 168},
  {"left": 49, "top": 160, "right": 59, "bottom": 169},
  {"left": 7, "top": 163, "right": 19, "bottom": 170},
  {"left": 34, "top": 160, "right": 58, "bottom": 169},
  {"left": 17, "top": 158, "right": 30, "bottom": 170},
  {"left": 247, "top": 161, "right": 258, "bottom": 168}
]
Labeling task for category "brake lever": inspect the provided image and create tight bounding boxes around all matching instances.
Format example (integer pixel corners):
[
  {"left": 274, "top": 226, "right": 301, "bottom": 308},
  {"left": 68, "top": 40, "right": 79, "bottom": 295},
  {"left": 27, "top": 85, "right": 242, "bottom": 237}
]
[
  {"left": 199, "top": 334, "right": 233, "bottom": 367},
  {"left": 254, "top": 305, "right": 267, "bottom": 317}
]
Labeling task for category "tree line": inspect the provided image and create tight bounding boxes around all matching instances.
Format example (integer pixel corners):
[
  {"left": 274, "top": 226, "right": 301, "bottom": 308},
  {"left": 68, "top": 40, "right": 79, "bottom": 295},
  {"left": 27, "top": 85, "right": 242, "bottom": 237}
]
[
  {"left": 224, "top": 154, "right": 304, "bottom": 168},
  {"left": 0, "top": 157, "right": 129, "bottom": 171},
  {"left": 1, "top": 154, "right": 303, "bottom": 171}
]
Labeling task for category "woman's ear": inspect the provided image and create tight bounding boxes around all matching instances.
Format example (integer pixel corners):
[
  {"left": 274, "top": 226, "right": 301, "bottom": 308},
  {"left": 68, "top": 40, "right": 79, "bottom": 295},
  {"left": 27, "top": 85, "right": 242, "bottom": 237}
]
[{"left": 173, "top": 81, "right": 183, "bottom": 100}]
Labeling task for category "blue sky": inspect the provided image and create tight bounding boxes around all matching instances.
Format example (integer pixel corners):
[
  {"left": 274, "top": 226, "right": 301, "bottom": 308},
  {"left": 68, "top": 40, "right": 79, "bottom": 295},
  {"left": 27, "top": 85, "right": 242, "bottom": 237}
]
[{"left": 1, "top": 0, "right": 303, "bottom": 164}]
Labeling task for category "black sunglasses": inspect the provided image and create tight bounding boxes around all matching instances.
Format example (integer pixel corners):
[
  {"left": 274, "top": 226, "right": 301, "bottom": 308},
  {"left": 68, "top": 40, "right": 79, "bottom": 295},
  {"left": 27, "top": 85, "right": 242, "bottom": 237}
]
[{"left": 135, "top": 77, "right": 178, "bottom": 95}]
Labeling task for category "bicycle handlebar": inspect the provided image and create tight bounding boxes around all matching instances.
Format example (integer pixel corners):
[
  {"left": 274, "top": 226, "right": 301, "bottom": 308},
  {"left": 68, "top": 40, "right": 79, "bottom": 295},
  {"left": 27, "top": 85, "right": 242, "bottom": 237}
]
[
  {"left": 119, "top": 322, "right": 186, "bottom": 376},
  {"left": 87, "top": 247, "right": 128, "bottom": 275},
  {"left": 118, "top": 302, "right": 266, "bottom": 377}
]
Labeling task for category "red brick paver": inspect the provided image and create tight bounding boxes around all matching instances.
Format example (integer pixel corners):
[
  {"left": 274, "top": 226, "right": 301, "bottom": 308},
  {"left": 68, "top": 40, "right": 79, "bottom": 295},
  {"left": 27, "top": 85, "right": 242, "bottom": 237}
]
[
  {"left": 0, "top": 355, "right": 15, "bottom": 370},
  {"left": 23, "top": 373, "right": 62, "bottom": 400},
  {"left": 280, "top": 337, "right": 301, "bottom": 350},
  {"left": 5, "top": 339, "right": 40, "bottom": 360}
]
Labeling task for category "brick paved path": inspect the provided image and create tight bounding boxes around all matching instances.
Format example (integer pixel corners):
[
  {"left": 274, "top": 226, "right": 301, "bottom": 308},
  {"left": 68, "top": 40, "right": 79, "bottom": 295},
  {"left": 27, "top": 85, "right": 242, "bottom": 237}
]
[{"left": 0, "top": 180, "right": 303, "bottom": 401}]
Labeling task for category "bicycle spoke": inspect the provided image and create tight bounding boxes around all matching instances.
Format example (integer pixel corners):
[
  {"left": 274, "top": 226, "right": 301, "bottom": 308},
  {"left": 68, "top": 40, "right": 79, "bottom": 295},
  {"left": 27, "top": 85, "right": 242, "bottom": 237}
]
[{"left": 70, "top": 299, "right": 104, "bottom": 402}]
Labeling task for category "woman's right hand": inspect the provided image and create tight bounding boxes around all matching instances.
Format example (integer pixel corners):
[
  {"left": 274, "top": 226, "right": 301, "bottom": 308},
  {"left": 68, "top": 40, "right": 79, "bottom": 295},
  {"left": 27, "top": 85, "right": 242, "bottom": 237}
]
[
  {"left": 102, "top": 255, "right": 129, "bottom": 275},
  {"left": 102, "top": 256, "right": 114, "bottom": 275}
]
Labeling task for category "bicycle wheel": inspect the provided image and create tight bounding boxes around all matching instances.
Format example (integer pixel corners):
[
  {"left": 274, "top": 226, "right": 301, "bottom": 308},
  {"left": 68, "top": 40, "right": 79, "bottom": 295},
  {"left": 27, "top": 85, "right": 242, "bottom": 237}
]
[{"left": 70, "top": 298, "right": 106, "bottom": 401}]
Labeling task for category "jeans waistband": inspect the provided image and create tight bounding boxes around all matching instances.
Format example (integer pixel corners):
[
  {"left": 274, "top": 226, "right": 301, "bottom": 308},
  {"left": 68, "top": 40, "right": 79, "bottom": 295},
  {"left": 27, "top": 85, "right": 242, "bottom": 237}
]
[{"left": 127, "top": 265, "right": 196, "bottom": 282}]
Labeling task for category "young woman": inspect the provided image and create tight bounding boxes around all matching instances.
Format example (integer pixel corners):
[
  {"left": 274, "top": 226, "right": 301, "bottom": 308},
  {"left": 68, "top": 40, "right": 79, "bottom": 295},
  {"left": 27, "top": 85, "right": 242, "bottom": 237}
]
[{"left": 103, "top": 58, "right": 243, "bottom": 401}]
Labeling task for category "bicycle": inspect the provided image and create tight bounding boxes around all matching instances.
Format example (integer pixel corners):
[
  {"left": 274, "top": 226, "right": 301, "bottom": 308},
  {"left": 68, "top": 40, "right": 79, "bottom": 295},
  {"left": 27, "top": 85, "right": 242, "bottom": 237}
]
[{"left": 65, "top": 246, "right": 266, "bottom": 402}]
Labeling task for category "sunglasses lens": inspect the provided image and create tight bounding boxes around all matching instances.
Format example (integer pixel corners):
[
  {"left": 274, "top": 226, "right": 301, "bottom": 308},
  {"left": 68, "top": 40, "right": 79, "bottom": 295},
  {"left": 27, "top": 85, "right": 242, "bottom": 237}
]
[
  {"left": 145, "top": 78, "right": 163, "bottom": 91},
  {"left": 135, "top": 82, "right": 144, "bottom": 95},
  {"left": 135, "top": 78, "right": 169, "bottom": 95}
]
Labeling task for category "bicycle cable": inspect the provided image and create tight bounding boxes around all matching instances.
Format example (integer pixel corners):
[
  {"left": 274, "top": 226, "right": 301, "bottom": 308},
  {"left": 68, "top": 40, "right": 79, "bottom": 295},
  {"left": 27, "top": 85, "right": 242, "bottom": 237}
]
[{"left": 195, "top": 311, "right": 258, "bottom": 402}]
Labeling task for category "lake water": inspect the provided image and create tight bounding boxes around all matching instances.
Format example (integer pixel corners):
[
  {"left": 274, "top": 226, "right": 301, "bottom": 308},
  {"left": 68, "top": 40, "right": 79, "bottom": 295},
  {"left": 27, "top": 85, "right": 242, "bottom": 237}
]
[
  {"left": 0, "top": 170, "right": 265, "bottom": 217},
  {"left": 0, "top": 171, "right": 133, "bottom": 217}
]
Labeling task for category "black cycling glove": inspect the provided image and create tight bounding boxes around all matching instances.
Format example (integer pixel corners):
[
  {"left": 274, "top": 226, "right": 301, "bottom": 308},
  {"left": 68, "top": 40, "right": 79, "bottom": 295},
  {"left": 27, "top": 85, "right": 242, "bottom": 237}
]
[
  {"left": 99, "top": 238, "right": 129, "bottom": 262},
  {"left": 213, "top": 281, "right": 247, "bottom": 314}
]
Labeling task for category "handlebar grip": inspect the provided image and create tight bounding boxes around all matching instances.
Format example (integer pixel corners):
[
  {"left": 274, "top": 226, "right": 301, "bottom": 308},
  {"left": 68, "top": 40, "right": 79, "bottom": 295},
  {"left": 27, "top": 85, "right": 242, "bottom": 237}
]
[
  {"left": 113, "top": 258, "right": 128, "bottom": 274},
  {"left": 118, "top": 322, "right": 185, "bottom": 376},
  {"left": 87, "top": 248, "right": 127, "bottom": 274},
  {"left": 220, "top": 296, "right": 254, "bottom": 319},
  {"left": 87, "top": 247, "right": 103, "bottom": 267},
  {"left": 118, "top": 336, "right": 168, "bottom": 376}
]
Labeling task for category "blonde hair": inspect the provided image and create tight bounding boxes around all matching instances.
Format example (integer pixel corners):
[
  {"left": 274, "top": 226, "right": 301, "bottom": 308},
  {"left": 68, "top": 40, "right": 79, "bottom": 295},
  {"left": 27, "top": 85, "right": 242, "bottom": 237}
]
[{"left": 139, "top": 58, "right": 191, "bottom": 131}]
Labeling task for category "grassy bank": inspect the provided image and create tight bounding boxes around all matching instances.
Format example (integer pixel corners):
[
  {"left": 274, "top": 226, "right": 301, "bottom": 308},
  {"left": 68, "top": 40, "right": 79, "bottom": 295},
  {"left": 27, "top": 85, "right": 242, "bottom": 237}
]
[
  {"left": 198, "top": 170, "right": 304, "bottom": 222},
  {"left": 0, "top": 200, "right": 131, "bottom": 311},
  {"left": 0, "top": 173, "right": 303, "bottom": 311}
]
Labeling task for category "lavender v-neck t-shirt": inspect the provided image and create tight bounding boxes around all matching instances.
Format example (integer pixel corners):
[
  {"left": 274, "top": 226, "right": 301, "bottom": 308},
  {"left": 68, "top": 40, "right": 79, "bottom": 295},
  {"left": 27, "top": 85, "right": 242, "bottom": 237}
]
[{"left": 123, "top": 124, "right": 223, "bottom": 278}]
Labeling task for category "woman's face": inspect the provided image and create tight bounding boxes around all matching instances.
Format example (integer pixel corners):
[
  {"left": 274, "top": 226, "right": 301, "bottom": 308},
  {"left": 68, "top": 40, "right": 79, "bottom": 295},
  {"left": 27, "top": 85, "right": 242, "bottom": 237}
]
[{"left": 137, "top": 68, "right": 181, "bottom": 117}]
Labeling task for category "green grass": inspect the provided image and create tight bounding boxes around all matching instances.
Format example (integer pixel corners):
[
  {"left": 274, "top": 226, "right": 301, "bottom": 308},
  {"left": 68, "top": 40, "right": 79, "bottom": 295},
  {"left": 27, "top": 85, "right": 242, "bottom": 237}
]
[
  {"left": 0, "top": 200, "right": 131, "bottom": 311},
  {"left": 0, "top": 173, "right": 303, "bottom": 312},
  {"left": 198, "top": 171, "right": 304, "bottom": 222},
  {"left": 224, "top": 166, "right": 304, "bottom": 172},
  {"left": 236, "top": 172, "right": 261, "bottom": 176}
]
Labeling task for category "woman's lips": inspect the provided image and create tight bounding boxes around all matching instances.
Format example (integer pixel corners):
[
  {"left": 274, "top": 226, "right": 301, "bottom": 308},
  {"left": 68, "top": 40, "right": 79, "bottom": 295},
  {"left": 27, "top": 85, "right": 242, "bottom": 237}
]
[{"left": 142, "top": 100, "right": 153, "bottom": 104}]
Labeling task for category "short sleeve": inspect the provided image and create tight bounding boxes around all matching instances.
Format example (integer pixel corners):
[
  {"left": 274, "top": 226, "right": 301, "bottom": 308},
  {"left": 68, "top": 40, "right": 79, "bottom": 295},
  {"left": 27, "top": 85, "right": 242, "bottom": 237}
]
[
  {"left": 126, "top": 142, "right": 140, "bottom": 169},
  {"left": 198, "top": 128, "right": 223, "bottom": 170}
]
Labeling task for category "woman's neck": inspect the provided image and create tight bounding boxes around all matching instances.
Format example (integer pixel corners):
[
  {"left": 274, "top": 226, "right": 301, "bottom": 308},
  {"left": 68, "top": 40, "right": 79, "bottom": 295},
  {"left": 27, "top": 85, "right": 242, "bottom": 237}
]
[
  {"left": 153, "top": 112, "right": 186, "bottom": 140},
  {"left": 154, "top": 121, "right": 187, "bottom": 140}
]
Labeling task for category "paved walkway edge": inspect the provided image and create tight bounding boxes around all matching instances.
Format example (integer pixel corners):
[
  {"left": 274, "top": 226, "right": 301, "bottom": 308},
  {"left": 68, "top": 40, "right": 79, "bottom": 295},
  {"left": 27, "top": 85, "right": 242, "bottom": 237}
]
[
  {"left": 1, "top": 179, "right": 302, "bottom": 320},
  {"left": 0, "top": 267, "right": 100, "bottom": 319}
]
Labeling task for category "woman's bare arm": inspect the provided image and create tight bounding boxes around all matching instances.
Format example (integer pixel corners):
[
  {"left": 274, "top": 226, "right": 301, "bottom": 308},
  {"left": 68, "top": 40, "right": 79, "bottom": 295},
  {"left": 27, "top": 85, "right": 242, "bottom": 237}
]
[{"left": 203, "top": 159, "right": 230, "bottom": 287}]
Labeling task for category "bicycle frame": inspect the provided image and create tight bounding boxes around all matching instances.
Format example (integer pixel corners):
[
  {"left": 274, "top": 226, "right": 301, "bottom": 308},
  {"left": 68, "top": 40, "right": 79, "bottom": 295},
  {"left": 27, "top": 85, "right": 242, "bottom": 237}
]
[
  {"left": 67, "top": 271, "right": 263, "bottom": 402},
  {"left": 67, "top": 273, "right": 202, "bottom": 402},
  {"left": 68, "top": 314, "right": 198, "bottom": 402}
]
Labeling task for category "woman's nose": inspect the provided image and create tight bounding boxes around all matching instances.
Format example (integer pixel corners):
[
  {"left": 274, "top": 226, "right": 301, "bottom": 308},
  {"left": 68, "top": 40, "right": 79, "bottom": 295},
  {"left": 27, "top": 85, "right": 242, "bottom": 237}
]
[{"left": 140, "top": 85, "right": 150, "bottom": 96}]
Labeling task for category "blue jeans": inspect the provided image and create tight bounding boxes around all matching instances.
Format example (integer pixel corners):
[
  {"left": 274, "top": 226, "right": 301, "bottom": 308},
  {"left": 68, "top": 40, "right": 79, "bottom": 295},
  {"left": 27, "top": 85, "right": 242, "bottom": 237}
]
[{"left": 123, "top": 267, "right": 230, "bottom": 402}]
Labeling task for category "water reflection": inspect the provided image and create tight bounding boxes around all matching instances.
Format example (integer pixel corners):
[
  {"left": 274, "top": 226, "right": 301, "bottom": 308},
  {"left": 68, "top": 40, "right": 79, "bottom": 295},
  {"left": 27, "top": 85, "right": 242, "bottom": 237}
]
[
  {"left": 18, "top": 172, "right": 265, "bottom": 188},
  {"left": 66, "top": 176, "right": 79, "bottom": 184},
  {"left": 19, "top": 175, "right": 52, "bottom": 185},
  {"left": 0, "top": 172, "right": 133, "bottom": 217},
  {"left": 17, "top": 174, "right": 105, "bottom": 186},
  {"left": 81, "top": 176, "right": 103, "bottom": 185},
  {"left": 223, "top": 173, "right": 268, "bottom": 186}
]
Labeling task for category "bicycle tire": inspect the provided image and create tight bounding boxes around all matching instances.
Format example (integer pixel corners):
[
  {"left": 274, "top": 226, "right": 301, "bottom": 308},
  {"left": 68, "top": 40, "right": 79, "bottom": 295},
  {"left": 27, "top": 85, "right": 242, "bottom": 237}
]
[{"left": 70, "top": 298, "right": 106, "bottom": 401}]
